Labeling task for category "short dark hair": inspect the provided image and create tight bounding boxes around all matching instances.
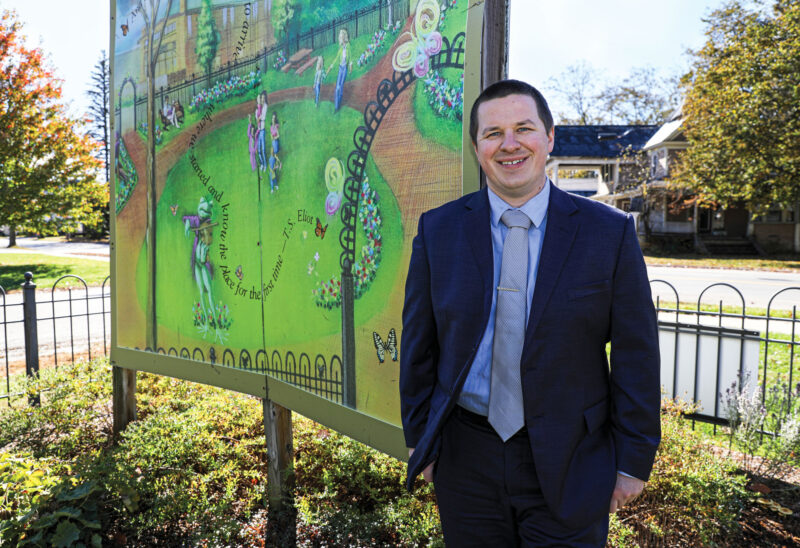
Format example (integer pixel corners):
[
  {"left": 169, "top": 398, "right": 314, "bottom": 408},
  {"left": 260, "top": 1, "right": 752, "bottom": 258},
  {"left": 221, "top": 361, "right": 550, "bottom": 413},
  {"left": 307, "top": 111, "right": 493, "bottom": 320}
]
[{"left": 469, "top": 79, "right": 554, "bottom": 144}]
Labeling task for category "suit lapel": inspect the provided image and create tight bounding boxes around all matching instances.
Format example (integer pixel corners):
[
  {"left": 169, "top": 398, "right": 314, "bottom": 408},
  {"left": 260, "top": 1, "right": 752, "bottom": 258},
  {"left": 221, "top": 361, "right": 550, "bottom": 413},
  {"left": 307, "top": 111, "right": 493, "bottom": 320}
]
[
  {"left": 525, "top": 183, "right": 579, "bottom": 343},
  {"left": 464, "top": 189, "right": 493, "bottom": 317}
]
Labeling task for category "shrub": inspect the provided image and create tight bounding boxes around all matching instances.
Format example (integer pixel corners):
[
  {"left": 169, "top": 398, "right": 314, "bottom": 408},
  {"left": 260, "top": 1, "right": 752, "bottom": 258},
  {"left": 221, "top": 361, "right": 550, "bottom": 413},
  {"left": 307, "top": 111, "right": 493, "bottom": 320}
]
[
  {"left": 722, "top": 374, "right": 800, "bottom": 480},
  {"left": 610, "top": 400, "right": 751, "bottom": 546}
]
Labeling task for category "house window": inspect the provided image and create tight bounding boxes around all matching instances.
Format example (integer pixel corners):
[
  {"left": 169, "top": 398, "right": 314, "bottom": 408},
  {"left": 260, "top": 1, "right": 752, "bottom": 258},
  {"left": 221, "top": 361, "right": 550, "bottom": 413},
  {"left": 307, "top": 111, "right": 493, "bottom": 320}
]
[
  {"left": 222, "top": 8, "right": 227, "bottom": 26},
  {"left": 187, "top": 15, "right": 192, "bottom": 37},
  {"left": 650, "top": 153, "right": 657, "bottom": 177}
]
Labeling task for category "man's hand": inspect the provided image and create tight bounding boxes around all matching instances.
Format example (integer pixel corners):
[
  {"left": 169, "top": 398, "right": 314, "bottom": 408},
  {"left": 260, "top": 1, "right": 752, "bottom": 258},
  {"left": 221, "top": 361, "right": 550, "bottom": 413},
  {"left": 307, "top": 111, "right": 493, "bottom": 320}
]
[
  {"left": 408, "top": 448, "right": 435, "bottom": 483},
  {"left": 608, "top": 473, "right": 645, "bottom": 513}
]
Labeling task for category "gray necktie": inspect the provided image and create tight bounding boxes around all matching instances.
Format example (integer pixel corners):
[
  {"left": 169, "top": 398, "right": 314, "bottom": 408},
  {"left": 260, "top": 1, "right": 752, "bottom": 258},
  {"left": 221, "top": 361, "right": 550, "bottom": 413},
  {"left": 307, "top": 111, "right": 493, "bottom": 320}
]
[{"left": 488, "top": 209, "right": 531, "bottom": 441}]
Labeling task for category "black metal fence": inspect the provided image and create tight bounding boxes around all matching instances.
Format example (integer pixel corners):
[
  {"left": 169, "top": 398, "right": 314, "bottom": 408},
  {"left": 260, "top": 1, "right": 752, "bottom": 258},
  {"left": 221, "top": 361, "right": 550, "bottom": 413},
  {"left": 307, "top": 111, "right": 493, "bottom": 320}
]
[
  {"left": 0, "top": 272, "right": 342, "bottom": 407},
  {"left": 1, "top": 273, "right": 111, "bottom": 406},
  {"left": 651, "top": 281, "right": 799, "bottom": 427}
]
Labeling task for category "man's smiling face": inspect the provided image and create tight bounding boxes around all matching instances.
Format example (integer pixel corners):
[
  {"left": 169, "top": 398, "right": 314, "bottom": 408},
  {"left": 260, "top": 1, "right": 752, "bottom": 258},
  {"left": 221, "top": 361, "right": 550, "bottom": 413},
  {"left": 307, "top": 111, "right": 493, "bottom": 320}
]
[{"left": 473, "top": 93, "right": 554, "bottom": 206}]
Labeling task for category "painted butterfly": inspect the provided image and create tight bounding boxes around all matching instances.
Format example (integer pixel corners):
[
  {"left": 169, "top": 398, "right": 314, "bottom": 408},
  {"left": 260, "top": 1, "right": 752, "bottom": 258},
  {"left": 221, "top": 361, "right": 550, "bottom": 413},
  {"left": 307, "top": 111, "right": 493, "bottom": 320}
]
[
  {"left": 315, "top": 217, "right": 328, "bottom": 239},
  {"left": 372, "top": 328, "right": 398, "bottom": 363},
  {"left": 170, "top": 204, "right": 179, "bottom": 216},
  {"left": 235, "top": 265, "right": 243, "bottom": 280},
  {"left": 121, "top": 24, "right": 129, "bottom": 36}
]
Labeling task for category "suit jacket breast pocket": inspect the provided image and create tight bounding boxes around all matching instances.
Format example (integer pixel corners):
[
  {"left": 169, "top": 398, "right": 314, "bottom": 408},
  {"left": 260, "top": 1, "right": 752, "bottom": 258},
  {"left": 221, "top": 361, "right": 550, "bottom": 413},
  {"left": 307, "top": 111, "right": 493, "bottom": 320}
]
[{"left": 567, "top": 279, "right": 611, "bottom": 301}]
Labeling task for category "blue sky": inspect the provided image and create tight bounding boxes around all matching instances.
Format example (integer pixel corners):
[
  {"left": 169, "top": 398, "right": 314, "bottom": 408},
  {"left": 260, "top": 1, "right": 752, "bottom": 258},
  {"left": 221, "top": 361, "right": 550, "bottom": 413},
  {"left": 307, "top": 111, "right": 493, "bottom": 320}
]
[{"left": 3, "top": 0, "right": 725, "bottom": 118}]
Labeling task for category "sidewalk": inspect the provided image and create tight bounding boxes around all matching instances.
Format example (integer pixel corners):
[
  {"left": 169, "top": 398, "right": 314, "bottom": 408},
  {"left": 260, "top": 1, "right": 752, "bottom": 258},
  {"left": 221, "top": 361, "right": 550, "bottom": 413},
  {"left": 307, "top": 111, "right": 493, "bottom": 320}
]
[{"left": 0, "top": 236, "right": 109, "bottom": 261}]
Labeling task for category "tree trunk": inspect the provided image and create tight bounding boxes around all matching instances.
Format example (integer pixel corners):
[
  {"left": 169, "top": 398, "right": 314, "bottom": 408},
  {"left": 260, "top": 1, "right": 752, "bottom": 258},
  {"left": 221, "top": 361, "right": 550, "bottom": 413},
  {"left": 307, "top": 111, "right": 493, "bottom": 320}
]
[{"left": 7, "top": 225, "right": 16, "bottom": 247}]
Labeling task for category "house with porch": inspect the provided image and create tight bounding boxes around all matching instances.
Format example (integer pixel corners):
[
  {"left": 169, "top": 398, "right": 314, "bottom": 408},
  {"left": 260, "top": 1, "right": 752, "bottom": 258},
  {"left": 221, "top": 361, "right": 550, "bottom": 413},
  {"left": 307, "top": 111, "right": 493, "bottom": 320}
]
[
  {"left": 545, "top": 124, "right": 658, "bottom": 208},
  {"left": 596, "top": 106, "right": 800, "bottom": 253}
]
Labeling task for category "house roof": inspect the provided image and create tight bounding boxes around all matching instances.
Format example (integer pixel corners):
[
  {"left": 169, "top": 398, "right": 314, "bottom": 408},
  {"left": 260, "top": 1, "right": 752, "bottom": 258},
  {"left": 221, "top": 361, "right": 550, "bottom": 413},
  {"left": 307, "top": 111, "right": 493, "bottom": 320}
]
[
  {"left": 550, "top": 125, "right": 659, "bottom": 159},
  {"left": 643, "top": 118, "right": 685, "bottom": 150}
]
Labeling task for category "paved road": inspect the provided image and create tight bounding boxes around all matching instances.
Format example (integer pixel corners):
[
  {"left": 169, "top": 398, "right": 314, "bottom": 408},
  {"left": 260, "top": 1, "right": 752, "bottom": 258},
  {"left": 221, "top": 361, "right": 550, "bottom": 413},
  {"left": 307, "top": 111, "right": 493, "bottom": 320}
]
[
  {"left": 1, "top": 287, "right": 111, "bottom": 375},
  {"left": 647, "top": 266, "right": 800, "bottom": 311},
  {"left": 0, "top": 236, "right": 109, "bottom": 261}
]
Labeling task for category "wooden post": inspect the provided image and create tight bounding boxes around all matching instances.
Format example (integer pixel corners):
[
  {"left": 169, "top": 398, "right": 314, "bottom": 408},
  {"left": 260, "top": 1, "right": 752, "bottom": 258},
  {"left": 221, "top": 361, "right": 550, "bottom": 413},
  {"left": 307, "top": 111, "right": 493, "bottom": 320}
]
[
  {"left": 112, "top": 366, "right": 137, "bottom": 437},
  {"left": 264, "top": 398, "right": 294, "bottom": 511}
]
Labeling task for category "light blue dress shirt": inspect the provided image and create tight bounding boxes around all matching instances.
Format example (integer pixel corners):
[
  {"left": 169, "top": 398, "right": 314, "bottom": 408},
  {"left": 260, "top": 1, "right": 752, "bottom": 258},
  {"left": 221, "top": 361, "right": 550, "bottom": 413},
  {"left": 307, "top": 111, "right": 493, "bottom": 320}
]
[{"left": 457, "top": 182, "right": 550, "bottom": 415}]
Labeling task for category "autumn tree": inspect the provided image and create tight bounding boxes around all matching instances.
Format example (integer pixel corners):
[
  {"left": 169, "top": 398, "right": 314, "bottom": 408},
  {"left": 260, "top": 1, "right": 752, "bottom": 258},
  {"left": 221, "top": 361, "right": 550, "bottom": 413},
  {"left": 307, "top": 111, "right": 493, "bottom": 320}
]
[
  {"left": 0, "top": 10, "right": 105, "bottom": 247},
  {"left": 673, "top": 0, "right": 800, "bottom": 214},
  {"left": 195, "top": 0, "right": 219, "bottom": 85}
]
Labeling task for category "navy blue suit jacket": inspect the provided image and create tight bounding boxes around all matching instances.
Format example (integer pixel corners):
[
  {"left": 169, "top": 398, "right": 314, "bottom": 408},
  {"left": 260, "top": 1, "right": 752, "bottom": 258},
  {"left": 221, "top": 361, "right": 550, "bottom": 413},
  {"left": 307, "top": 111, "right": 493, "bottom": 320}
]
[{"left": 400, "top": 183, "right": 660, "bottom": 529}]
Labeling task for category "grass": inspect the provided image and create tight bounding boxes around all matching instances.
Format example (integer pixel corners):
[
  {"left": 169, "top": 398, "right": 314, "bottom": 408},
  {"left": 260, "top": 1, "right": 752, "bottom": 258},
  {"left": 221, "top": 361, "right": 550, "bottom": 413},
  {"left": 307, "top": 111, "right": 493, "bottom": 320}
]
[
  {"left": 644, "top": 253, "right": 800, "bottom": 272},
  {"left": 0, "top": 253, "right": 109, "bottom": 294},
  {"left": 4, "top": 359, "right": 790, "bottom": 546}
]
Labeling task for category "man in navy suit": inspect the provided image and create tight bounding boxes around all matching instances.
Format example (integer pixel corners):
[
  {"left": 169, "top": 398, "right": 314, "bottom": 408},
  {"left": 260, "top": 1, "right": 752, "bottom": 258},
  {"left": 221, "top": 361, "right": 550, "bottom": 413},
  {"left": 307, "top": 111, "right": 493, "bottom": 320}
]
[{"left": 400, "top": 80, "right": 660, "bottom": 546}]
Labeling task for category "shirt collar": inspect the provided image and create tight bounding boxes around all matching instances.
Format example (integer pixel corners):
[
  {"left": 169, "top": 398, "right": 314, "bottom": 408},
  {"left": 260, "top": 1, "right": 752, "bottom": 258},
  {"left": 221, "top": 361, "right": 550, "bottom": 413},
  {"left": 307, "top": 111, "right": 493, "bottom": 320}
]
[{"left": 487, "top": 178, "right": 550, "bottom": 229}]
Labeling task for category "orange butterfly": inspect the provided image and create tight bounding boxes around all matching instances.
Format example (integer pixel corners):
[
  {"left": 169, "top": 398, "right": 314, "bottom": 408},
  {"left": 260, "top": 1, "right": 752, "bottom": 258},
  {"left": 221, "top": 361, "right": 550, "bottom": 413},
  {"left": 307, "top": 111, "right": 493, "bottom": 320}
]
[
  {"left": 121, "top": 24, "right": 129, "bottom": 36},
  {"left": 170, "top": 204, "right": 178, "bottom": 216},
  {"left": 315, "top": 217, "right": 328, "bottom": 239}
]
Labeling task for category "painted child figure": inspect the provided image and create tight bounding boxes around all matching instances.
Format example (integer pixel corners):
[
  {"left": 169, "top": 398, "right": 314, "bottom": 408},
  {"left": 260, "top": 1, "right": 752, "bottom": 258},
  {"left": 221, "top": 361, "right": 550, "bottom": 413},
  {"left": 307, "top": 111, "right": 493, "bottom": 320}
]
[
  {"left": 269, "top": 147, "right": 282, "bottom": 194},
  {"left": 270, "top": 112, "right": 280, "bottom": 154},
  {"left": 247, "top": 114, "right": 258, "bottom": 172},
  {"left": 255, "top": 91, "right": 269, "bottom": 171},
  {"left": 327, "top": 29, "right": 352, "bottom": 112},
  {"left": 313, "top": 56, "right": 324, "bottom": 107}
]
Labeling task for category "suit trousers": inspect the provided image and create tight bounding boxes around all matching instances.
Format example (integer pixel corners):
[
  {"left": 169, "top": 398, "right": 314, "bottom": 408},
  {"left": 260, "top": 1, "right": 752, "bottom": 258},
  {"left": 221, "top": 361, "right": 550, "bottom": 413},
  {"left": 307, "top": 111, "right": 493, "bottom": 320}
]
[{"left": 434, "top": 406, "right": 609, "bottom": 547}]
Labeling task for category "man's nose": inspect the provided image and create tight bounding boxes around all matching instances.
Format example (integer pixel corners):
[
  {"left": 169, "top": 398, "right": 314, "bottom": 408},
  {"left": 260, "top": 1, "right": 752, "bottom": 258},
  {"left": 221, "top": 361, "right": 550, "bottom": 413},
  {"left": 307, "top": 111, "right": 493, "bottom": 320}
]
[{"left": 500, "top": 130, "right": 520, "bottom": 150}]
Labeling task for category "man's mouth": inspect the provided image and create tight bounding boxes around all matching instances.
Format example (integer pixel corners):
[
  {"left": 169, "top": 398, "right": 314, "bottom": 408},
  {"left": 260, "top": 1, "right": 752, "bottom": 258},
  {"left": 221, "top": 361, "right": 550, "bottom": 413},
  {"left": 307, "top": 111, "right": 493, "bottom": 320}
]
[{"left": 499, "top": 158, "right": 527, "bottom": 166}]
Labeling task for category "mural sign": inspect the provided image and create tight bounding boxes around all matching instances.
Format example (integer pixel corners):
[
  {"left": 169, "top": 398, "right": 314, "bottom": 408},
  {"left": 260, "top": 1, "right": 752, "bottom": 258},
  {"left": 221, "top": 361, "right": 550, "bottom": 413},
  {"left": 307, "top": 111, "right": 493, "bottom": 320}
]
[{"left": 111, "top": 0, "right": 486, "bottom": 455}]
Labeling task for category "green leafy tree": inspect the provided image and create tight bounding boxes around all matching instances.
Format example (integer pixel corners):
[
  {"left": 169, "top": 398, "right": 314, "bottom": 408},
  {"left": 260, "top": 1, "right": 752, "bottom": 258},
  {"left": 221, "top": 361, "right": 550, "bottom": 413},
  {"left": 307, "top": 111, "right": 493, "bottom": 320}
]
[
  {"left": 84, "top": 51, "right": 110, "bottom": 238},
  {"left": 195, "top": 0, "right": 219, "bottom": 84},
  {"left": 86, "top": 52, "right": 109, "bottom": 183},
  {"left": 674, "top": 0, "right": 800, "bottom": 213},
  {"left": 0, "top": 10, "right": 105, "bottom": 246}
]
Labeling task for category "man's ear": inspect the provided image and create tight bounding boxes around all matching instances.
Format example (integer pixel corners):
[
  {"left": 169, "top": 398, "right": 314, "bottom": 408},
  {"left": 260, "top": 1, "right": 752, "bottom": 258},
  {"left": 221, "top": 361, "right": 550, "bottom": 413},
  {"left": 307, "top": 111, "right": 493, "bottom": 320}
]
[{"left": 547, "top": 128, "right": 555, "bottom": 154}]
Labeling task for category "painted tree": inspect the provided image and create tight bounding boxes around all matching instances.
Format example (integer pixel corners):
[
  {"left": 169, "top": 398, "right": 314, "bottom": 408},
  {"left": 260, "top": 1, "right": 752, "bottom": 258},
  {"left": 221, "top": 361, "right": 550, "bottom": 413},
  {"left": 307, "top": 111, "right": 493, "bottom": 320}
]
[
  {"left": 673, "top": 0, "right": 800, "bottom": 213},
  {"left": 195, "top": 0, "right": 219, "bottom": 85},
  {"left": 139, "top": 0, "right": 175, "bottom": 348},
  {"left": 0, "top": 10, "right": 105, "bottom": 247}
]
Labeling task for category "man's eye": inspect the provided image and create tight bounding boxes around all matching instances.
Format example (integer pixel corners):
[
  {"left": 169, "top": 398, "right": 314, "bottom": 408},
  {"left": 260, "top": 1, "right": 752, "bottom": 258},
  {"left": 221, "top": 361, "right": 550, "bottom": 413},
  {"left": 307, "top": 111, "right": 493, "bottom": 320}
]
[{"left": 517, "top": 127, "right": 532, "bottom": 132}]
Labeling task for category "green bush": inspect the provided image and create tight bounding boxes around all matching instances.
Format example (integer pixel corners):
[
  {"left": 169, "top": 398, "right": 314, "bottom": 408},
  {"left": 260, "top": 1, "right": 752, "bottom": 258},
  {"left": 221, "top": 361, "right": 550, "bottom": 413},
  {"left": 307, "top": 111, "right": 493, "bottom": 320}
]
[
  {"left": 610, "top": 400, "right": 752, "bottom": 546},
  {"left": 1, "top": 360, "right": 781, "bottom": 546}
]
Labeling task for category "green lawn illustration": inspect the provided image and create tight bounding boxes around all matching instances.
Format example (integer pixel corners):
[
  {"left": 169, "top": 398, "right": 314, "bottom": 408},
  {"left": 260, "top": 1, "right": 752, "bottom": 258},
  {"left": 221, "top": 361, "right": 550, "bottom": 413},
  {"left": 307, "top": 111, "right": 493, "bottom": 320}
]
[{"left": 139, "top": 99, "right": 403, "bottom": 351}]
